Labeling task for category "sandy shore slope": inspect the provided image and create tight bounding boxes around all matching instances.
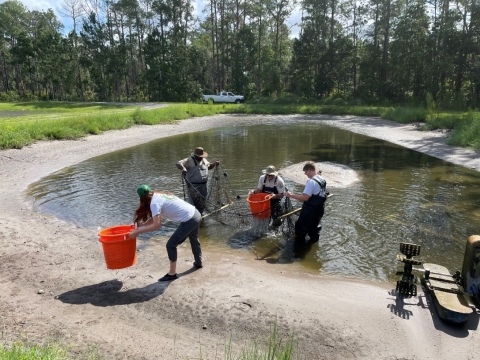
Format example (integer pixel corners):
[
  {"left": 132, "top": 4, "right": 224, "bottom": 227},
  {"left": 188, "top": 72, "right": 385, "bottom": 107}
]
[{"left": 1, "top": 114, "right": 480, "bottom": 359}]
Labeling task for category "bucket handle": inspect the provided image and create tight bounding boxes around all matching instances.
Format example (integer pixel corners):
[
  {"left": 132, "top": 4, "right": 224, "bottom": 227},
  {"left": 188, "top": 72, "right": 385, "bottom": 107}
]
[
  {"left": 265, "top": 194, "right": 274, "bottom": 200},
  {"left": 126, "top": 223, "right": 137, "bottom": 240}
]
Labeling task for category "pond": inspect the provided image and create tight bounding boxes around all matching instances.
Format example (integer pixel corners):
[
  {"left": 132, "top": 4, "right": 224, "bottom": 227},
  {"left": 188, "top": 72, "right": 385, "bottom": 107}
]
[{"left": 27, "top": 121, "right": 480, "bottom": 282}]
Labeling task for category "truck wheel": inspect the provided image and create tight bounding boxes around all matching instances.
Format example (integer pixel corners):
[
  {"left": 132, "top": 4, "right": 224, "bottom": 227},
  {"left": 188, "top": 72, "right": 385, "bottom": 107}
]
[
  {"left": 208, "top": 98, "right": 214, "bottom": 105},
  {"left": 235, "top": 99, "right": 240, "bottom": 104}
]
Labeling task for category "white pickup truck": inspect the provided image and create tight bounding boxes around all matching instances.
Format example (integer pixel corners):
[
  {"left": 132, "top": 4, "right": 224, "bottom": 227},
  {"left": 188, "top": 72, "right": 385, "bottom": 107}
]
[{"left": 202, "top": 91, "right": 244, "bottom": 104}]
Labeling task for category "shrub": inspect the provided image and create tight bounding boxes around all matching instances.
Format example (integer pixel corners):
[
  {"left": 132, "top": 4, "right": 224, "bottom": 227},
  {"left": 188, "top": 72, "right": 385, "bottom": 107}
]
[{"left": 0, "top": 91, "right": 21, "bottom": 102}]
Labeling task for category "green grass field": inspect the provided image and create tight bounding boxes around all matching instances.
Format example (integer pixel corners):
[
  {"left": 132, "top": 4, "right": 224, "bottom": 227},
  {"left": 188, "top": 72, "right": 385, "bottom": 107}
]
[
  {"left": 0, "top": 102, "right": 132, "bottom": 112},
  {"left": 1, "top": 101, "right": 479, "bottom": 150}
]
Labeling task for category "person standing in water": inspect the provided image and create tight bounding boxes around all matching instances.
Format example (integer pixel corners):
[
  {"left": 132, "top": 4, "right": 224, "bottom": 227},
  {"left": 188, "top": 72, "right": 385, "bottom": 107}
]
[
  {"left": 129, "top": 185, "right": 203, "bottom": 282},
  {"left": 176, "top": 147, "right": 220, "bottom": 214},
  {"left": 249, "top": 165, "right": 285, "bottom": 226},
  {"left": 285, "top": 161, "right": 327, "bottom": 244}
]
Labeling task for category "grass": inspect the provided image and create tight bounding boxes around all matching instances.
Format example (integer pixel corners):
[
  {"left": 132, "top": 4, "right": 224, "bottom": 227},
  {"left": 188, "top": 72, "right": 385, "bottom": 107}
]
[
  {"left": 0, "top": 103, "right": 219, "bottom": 149},
  {"left": 1, "top": 101, "right": 479, "bottom": 150},
  {"left": 0, "top": 102, "right": 133, "bottom": 112},
  {"left": 222, "top": 323, "right": 300, "bottom": 360},
  {"left": 0, "top": 342, "right": 68, "bottom": 360},
  {"left": 0, "top": 342, "right": 103, "bottom": 360},
  {"left": 445, "top": 111, "right": 480, "bottom": 148},
  {"left": 0, "top": 323, "right": 301, "bottom": 360}
]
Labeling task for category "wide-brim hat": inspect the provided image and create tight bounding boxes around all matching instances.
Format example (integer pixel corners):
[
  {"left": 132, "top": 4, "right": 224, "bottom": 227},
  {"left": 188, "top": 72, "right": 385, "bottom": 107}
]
[
  {"left": 192, "top": 147, "right": 208, "bottom": 158},
  {"left": 262, "top": 165, "right": 278, "bottom": 176}
]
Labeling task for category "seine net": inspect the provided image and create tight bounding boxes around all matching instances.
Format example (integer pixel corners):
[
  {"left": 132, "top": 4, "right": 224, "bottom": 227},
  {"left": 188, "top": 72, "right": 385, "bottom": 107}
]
[{"left": 181, "top": 165, "right": 299, "bottom": 239}]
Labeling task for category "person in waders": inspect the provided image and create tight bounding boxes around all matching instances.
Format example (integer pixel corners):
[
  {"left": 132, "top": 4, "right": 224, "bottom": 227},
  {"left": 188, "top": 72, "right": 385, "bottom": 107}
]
[
  {"left": 249, "top": 165, "right": 285, "bottom": 226},
  {"left": 129, "top": 185, "right": 203, "bottom": 282},
  {"left": 285, "top": 161, "right": 327, "bottom": 248},
  {"left": 176, "top": 147, "right": 220, "bottom": 214}
]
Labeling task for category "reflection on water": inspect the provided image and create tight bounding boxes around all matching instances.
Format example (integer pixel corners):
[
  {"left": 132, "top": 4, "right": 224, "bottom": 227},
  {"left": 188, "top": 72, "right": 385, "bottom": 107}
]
[{"left": 28, "top": 122, "right": 480, "bottom": 282}]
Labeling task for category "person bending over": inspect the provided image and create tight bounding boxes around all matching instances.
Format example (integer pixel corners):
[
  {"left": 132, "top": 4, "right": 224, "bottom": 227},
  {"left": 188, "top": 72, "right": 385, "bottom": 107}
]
[{"left": 129, "top": 185, "right": 203, "bottom": 282}]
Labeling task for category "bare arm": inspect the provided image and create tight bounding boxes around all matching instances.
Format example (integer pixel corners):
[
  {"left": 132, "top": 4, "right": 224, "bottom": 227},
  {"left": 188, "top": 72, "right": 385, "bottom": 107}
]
[
  {"left": 137, "top": 217, "right": 154, "bottom": 227},
  {"left": 208, "top": 160, "right": 220, "bottom": 170},
  {"left": 285, "top": 191, "right": 310, "bottom": 202},
  {"left": 176, "top": 158, "right": 188, "bottom": 173},
  {"left": 130, "top": 215, "right": 162, "bottom": 238}
]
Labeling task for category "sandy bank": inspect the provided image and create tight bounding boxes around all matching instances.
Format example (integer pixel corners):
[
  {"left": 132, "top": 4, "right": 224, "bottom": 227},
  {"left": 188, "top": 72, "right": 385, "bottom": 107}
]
[
  {"left": 1, "top": 114, "right": 480, "bottom": 359},
  {"left": 280, "top": 161, "right": 360, "bottom": 187}
]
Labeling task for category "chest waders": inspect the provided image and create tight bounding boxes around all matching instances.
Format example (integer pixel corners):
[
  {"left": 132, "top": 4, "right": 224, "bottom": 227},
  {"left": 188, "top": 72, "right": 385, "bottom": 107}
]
[
  {"left": 263, "top": 176, "right": 282, "bottom": 224},
  {"left": 186, "top": 156, "right": 209, "bottom": 213},
  {"left": 295, "top": 178, "right": 327, "bottom": 243}
]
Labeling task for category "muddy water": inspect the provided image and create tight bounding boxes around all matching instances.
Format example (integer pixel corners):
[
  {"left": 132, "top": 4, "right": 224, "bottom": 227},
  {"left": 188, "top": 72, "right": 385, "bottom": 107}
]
[{"left": 27, "top": 123, "right": 480, "bottom": 281}]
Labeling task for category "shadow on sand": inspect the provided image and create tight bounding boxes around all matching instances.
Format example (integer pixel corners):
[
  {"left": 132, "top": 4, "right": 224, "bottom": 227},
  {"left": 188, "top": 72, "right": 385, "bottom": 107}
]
[
  {"left": 387, "top": 288, "right": 479, "bottom": 338},
  {"left": 56, "top": 268, "right": 198, "bottom": 306}
]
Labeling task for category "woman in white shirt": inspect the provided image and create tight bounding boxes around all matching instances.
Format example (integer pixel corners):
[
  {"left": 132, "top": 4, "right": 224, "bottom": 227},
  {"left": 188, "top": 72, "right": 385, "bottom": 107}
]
[{"left": 129, "top": 185, "right": 203, "bottom": 281}]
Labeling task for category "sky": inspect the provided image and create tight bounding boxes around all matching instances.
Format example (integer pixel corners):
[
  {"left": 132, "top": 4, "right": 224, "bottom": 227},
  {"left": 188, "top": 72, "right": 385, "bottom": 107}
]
[{"left": 0, "top": 0, "right": 302, "bottom": 38}]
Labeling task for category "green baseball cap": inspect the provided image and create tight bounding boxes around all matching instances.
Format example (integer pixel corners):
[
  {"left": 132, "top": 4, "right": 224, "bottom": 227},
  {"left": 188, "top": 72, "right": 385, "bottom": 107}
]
[{"left": 137, "top": 185, "right": 151, "bottom": 197}]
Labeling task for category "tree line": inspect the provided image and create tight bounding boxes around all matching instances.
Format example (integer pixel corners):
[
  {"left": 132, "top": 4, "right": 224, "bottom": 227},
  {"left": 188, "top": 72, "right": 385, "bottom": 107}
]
[{"left": 0, "top": 0, "right": 479, "bottom": 108}]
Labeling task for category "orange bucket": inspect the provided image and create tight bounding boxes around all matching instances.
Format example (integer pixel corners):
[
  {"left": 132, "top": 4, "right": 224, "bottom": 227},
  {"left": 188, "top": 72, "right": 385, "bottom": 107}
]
[
  {"left": 98, "top": 224, "right": 137, "bottom": 269},
  {"left": 247, "top": 193, "right": 274, "bottom": 219}
]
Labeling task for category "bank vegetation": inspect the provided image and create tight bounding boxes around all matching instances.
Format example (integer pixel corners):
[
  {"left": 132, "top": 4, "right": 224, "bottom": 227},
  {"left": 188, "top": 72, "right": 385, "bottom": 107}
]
[{"left": 1, "top": 101, "right": 480, "bottom": 151}]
